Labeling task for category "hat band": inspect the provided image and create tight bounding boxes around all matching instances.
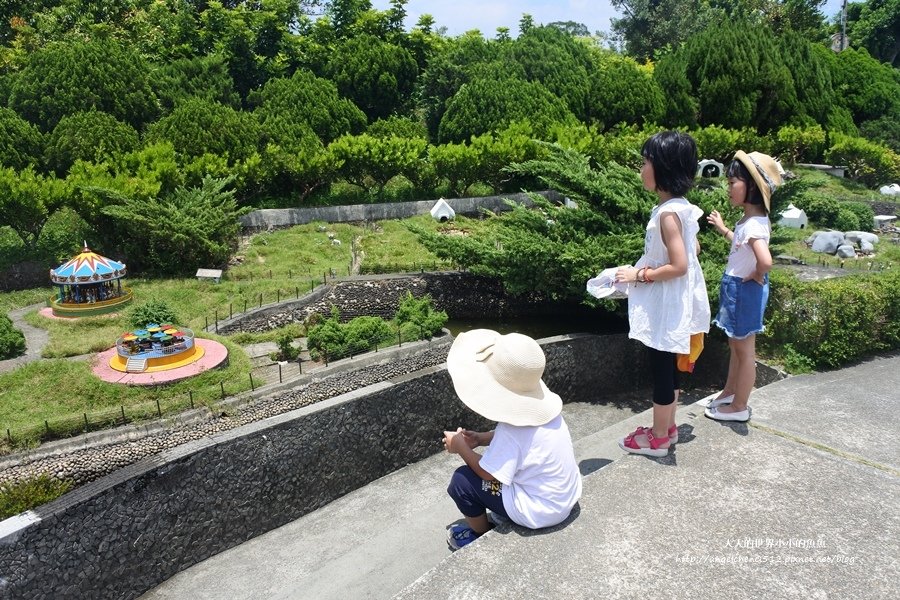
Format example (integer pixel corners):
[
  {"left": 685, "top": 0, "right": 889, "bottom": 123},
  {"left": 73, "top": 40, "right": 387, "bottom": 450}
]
[{"left": 746, "top": 154, "right": 777, "bottom": 196}]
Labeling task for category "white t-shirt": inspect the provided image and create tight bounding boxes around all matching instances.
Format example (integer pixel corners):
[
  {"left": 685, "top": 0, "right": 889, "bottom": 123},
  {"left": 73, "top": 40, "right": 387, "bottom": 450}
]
[
  {"left": 479, "top": 414, "right": 582, "bottom": 529},
  {"left": 627, "top": 197, "right": 711, "bottom": 354},
  {"left": 725, "top": 216, "right": 770, "bottom": 279}
]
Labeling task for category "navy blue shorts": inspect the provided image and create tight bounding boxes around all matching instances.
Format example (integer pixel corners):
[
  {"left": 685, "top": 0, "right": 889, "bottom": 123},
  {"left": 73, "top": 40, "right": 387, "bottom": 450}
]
[
  {"left": 447, "top": 465, "right": 510, "bottom": 519},
  {"left": 713, "top": 274, "right": 769, "bottom": 339}
]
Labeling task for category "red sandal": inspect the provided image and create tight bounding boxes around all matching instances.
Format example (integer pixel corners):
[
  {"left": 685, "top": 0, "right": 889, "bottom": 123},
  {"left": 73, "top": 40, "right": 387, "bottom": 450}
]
[
  {"left": 624, "top": 425, "right": 678, "bottom": 445},
  {"left": 619, "top": 427, "right": 671, "bottom": 457}
]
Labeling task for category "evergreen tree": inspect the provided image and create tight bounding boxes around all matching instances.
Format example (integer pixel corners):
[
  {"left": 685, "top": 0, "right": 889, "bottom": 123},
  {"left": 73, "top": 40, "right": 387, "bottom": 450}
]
[{"left": 8, "top": 37, "right": 158, "bottom": 131}]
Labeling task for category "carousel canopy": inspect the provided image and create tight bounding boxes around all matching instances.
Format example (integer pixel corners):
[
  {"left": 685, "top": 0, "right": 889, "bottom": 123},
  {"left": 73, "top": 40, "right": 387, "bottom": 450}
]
[{"left": 51, "top": 244, "right": 127, "bottom": 284}]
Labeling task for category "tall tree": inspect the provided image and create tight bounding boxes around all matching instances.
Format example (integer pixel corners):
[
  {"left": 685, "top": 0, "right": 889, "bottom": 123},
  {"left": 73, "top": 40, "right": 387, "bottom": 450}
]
[
  {"left": 8, "top": 37, "right": 158, "bottom": 132},
  {"left": 327, "top": 0, "right": 372, "bottom": 38},
  {"left": 847, "top": 0, "right": 900, "bottom": 66},
  {"left": 324, "top": 34, "right": 417, "bottom": 121}
]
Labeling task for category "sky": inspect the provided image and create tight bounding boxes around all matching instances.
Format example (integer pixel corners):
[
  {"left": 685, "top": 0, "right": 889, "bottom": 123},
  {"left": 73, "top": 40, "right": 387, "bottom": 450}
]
[{"left": 370, "top": 0, "right": 847, "bottom": 39}]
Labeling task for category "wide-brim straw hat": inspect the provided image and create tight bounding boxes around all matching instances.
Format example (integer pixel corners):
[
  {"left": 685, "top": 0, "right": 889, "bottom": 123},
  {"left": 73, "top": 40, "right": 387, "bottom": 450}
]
[
  {"left": 733, "top": 150, "right": 783, "bottom": 212},
  {"left": 446, "top": 329, "right": 562, "bottom": 427}
]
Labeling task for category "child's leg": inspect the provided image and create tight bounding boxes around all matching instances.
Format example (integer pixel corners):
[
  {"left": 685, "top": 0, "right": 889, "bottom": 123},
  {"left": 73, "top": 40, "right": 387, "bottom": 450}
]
[
  {"left": 717, "top": 334, "right": 756, "bottom": 413},
  {"left": 649, "top": 348, "right": 677, "bottom": 439},
  {"left": 446, "top": 465, "right": 508, "bottom": 534},
  {"left": 718, "top": 340, "right": 739, "bottom": 399}
]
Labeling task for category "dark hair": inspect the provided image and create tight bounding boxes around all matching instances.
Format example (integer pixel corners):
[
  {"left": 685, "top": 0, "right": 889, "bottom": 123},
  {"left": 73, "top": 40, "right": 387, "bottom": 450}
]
[
  {"left": 726, "top": 159, "right": 765, "bottom": 207},
  {"left": 640, "top": 131, "right": 698, "bottom": 197}
]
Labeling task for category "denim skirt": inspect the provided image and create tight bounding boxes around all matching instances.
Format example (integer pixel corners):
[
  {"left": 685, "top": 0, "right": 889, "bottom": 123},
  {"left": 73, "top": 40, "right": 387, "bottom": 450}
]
[{"left": 712, "top": 274, "right": 769, "bottom": 340}]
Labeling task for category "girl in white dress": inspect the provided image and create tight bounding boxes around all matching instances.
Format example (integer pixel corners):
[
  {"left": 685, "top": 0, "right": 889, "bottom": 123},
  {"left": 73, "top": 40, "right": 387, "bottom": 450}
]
[{"left": 616, "top": 131, "right": 711, "bottom": 457}]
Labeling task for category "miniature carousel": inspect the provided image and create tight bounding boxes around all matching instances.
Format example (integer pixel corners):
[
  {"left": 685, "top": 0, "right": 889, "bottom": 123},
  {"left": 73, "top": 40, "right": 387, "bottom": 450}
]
[
  {"left": 108, "top": 323, "right": 205, "bottom": 373},
  {"left": 48, "top": 244, "right": 132, "bottom": 317}
]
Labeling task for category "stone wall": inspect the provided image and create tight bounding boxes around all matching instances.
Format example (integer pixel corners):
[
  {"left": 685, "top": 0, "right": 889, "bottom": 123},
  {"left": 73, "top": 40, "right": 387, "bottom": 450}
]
[
  {"left": 0, "top": 333, "right": 726, "bottom": 600},
  {"left": 239, "top": 191, "right": 562, "bottom": 231},
  {"left": 0, "top": 260, "right": 47, "bottom": 292},
  {"left": 218, "top": 272, "right": 598, "bottom": 334}
]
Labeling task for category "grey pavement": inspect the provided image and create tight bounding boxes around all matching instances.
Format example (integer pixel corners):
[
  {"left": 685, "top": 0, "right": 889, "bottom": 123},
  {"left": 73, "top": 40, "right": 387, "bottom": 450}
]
[{"left": 141, "top": 354, "right": 900, "bottom": 600}]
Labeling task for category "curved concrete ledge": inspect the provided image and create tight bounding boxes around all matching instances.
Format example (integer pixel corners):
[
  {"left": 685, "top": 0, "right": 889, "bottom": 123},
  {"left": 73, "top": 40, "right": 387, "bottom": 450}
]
[{"left": 0, "top": 334, "right": 730, "bottom": 600}]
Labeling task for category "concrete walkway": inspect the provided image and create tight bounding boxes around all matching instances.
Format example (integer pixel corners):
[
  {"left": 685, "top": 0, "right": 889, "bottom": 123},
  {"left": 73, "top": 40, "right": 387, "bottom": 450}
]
[
  {"left": 142, "top": 355, "right": 900, "bottom": 600},
  {"left": 0, "top": 303, "right": 48, "bottom": 374}
]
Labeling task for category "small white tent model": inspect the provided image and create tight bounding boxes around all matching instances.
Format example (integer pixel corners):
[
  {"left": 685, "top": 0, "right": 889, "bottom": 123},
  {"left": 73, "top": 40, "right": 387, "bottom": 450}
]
[
  {"left": 778, "top": 203, "right": 809, "bottom": 229},
  {"left": 879, "top": 183, "right": 900, "bottom": 196},
  {"left": 430, "top": 198, "right": 455, "bottom": 222},
  {"left": 697, "top": 159, "right": 725, "bottom": 178}
]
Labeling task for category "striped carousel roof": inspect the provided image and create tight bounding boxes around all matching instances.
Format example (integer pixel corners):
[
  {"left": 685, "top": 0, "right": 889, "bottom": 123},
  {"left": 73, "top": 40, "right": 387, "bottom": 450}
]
[{"left": 50, "top": 244, "right": 127, "bottom": 284}]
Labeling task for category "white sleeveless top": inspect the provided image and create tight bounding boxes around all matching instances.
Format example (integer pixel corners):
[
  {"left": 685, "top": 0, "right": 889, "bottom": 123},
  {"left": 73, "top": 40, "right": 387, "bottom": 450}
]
[{"left": 627, "top": 197, "right": 711, "bottom": 354}]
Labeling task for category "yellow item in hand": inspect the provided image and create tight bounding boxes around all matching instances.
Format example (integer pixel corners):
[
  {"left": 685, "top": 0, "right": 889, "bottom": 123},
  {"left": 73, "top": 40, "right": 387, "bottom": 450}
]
[{"left": 677, "top": 333, "right": 705, "bottom": 373}]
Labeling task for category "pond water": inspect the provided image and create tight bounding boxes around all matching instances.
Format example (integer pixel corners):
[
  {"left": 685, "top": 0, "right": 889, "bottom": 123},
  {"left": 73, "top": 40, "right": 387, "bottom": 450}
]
[{"left": 446, "top": 311, "right": 629, "bottom": 340}]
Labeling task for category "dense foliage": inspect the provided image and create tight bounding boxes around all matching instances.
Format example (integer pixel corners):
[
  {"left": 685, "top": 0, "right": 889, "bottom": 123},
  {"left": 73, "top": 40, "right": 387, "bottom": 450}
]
[
  {"left": 0, "top": 0, "right": 897, "bottom": 277},
  {"left": 0, "top": 313, "right": 25, "bottom": 359},
  {"left": 307, "top": 293, "right": 447, "bottom": 359}
]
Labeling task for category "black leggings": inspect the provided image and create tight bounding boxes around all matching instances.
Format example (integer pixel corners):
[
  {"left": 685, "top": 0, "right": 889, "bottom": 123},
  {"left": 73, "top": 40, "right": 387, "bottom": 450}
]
[{"left": 648, "top": 347, "right": 680, "bottom": 406}]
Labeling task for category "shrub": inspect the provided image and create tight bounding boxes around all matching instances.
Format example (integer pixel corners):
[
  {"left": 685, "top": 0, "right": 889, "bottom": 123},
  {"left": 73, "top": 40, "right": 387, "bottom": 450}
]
[
  {"left": 842, "top": 202, "right": 875, "bottom": 231},
  {"left": 0, "top": 314, "right": 26, "bottom": 359},
  {"left": 833, "top": 208, "right": 861, "bottom": 232},
  {"left": 0, "top": 107, "right": 44, "bottom": 170},
  {"left": 0, "top": 474, "right": 72, "bottom": 520},
  {"left": 794, "top": 193, "right": 840, "bottom": 227},
  {"left": 273, "top": 330, "right": 300, "bottom": 361},
  {"left": 763, "top": 269, "right": 900, "bottom": 368},
  {"left": 45, "top": 110, "right": 140, "bottom": 175},
  {"left": 127, "top": 299, "right": 181, "bottom": 329},
  {"left": 774, "top": 124, "right": 826, "bottom": 165},
  {"left": 394, "top": 291, "right": 448, "bottom": 336},
  {"left": 144, "top": 99, "right": 261, "bottom": 163},
  {"left": 344, "top": 316, "right": 394, "bottom": 353},
  {"left": 825, "top": 134, "right": 900, "bottom": 188}
]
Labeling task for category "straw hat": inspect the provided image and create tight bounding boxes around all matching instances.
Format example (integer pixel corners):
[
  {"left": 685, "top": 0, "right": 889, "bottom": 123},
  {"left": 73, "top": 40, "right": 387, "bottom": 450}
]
[
  {"left": 446, "top": 329, "right": 562, "bottom": 427},
  {"left": 733, "top": 150, "right": 783, "bottom": 212}
]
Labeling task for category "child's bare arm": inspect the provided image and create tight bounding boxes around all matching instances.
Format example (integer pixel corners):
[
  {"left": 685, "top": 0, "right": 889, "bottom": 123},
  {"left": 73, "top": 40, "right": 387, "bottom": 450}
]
[
  {"left": 444, "top": 430, "right": 496, "bottom": 481},
  {"left": 746, "top": 237, "right": 772, "bottom": 284}
]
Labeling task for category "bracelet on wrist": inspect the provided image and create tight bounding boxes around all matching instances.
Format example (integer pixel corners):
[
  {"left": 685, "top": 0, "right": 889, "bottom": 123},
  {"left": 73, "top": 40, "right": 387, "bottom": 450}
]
[{"left": 636, "top": 267, "right": 645, "bottom": 283}]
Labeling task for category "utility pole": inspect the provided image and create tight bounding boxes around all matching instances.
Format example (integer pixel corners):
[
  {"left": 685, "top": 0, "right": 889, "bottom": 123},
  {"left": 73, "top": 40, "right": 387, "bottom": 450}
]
[{"left": 840, "top": 0, "right": 848, "bottom": 50}]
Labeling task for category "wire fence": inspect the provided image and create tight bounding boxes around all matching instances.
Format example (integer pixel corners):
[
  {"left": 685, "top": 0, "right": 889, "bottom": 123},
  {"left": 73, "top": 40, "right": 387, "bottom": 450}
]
[{"left": 202, "top": 263, "right": 459, "bottom": 333}]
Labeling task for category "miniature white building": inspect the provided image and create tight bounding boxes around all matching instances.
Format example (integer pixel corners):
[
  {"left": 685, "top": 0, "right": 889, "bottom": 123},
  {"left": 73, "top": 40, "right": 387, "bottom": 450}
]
[
  {"left": 430, "top": 198, "right": 455, "bottom": 222},
  {"left": 874, "top": 215, "right": 897, "bottom": 230},
  {"left": 697, "top": 159, "right": 725, "bottom": 178},
  {"left": 778, "top": 204, "right": 809, "bottom": 229}
]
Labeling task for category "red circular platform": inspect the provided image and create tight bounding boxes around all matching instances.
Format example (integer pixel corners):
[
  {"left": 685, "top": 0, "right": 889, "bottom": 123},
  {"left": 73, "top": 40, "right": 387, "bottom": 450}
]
[{"left": 92, "top": 338, "right": 229, "bottom": 385}]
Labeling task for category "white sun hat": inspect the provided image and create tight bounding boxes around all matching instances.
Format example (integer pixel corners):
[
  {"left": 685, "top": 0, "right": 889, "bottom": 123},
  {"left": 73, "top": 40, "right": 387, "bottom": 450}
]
[{"left": 446, "top": 329, "right": 562, "bottom": 427}]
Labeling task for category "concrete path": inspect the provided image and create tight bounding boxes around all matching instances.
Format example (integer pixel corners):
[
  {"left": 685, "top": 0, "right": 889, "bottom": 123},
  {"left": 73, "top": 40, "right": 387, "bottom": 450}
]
[
  {"left": 0, "top": 303, "right": 48, "bottom": 374},
  {"left": 139, "top": 353, "right": 900, "bottom": 600}
]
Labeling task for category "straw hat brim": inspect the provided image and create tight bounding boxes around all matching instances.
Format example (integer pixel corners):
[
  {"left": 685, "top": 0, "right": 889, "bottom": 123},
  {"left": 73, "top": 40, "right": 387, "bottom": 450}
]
[
  {"left": 733, "top": 150, "right": 783, "bottom": 212},
  {"left": 446, "top": 329, "right": 562, "bottom": 427}
]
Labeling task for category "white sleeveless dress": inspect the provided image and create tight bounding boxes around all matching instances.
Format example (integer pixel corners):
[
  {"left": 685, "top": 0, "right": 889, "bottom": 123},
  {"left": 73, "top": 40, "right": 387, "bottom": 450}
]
[{"left": 627, "top": 197, "right": 711, "bottom": 355}]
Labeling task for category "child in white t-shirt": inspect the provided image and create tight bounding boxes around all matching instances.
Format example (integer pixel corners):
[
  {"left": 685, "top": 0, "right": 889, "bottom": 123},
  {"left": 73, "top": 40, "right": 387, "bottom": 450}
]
[
  {"left": 442, "top": 330, "right": 582, "bottom": 550},
  {"left": 705, "top": 151, "right": 783, "bottom": 422}
]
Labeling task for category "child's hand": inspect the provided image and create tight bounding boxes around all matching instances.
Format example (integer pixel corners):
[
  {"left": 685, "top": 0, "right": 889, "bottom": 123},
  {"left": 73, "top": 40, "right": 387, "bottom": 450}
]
[
  {"left": 460, "top": 429, "right": 481, "bottom": 449},
  {"left": 616, "top": 266, "right": 638, "bottom": 284},
  {"left": 443, "top": 430, "right": 462, "bottom": 454},
  {"left": 707, "top": 210, "right": 727, "bottom": 235}
]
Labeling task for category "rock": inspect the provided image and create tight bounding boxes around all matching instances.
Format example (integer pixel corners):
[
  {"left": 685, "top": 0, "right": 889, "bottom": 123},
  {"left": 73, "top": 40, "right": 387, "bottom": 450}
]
[
  {"left": 836, "top": 244, "right": 857, "bottom": 258},
  {"left": 811, "top": 231, "right": 844, "bottom": 254},
  {"left": 775, "top": 254, "right": 804, "bottom": 265},
  {"left": 861, "top": 240, "right": 875, "bottom": 253},
  {"left": 844, "top": 231, "right": 879, "bottom": 246}
]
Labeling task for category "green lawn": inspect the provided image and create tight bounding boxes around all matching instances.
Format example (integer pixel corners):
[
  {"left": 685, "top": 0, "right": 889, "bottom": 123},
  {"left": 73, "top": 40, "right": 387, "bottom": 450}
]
[{"left": 0, "top": 215, "right": 460, "bottom": 450}]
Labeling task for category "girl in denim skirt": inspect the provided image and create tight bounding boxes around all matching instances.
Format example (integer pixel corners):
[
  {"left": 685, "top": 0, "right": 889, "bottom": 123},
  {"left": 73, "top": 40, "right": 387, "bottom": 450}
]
[{"left": 705, "top": 151, "right": 783, "bottom": 422}]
